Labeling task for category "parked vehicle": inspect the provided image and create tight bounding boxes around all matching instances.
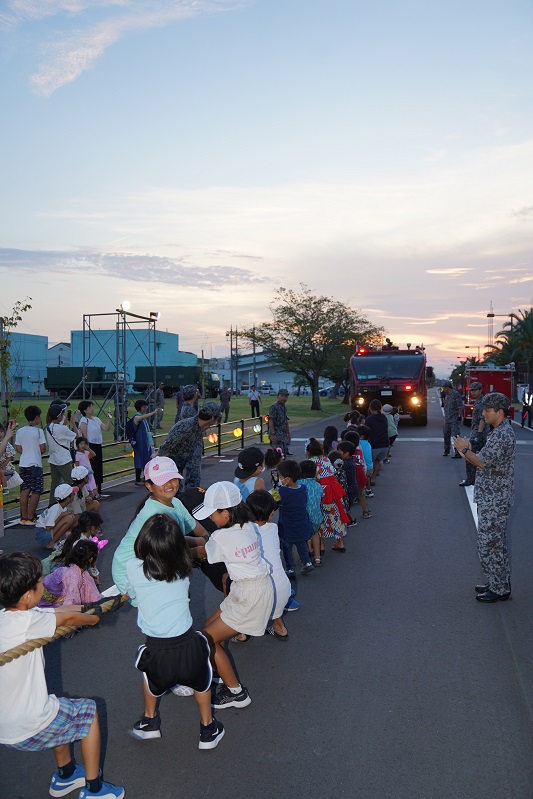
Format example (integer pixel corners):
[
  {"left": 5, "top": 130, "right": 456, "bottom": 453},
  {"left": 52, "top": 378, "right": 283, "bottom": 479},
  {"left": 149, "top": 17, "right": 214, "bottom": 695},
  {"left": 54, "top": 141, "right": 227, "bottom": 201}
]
[{"left": 463, "top": 364, "right": 515, "bottom": 424}]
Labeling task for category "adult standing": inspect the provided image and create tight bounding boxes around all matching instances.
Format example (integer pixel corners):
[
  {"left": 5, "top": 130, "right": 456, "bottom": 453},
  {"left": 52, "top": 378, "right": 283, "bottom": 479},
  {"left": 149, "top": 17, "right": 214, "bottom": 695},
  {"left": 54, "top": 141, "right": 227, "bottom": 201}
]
[
  {"left": 159, "top": 401, "right": 221, "bottom": 491},
  {"left": 248, "top": 385, "right": 261, "bottom": 418},
  {"left": 113, "top": 385, "right": 127, "bottom": 442},
  {"left": 78, "top": 400, "right": 112, "bottom": 499},
  {"left": 268, "top": 389, "right": 292, "bottom": 457},
  {"left": 364, "top": 399, "right": 390, "bottom": 484},
  {"left": 453, "top": 393, "right": 515, "bottom": 603},
  {"left": 441, "top": 381, "right": 463, "bottom": 457},
  {"left": 179, "top": 385, "right": 199, "bottom": 420},
  {"left": 44, "top": 402, "right": 78, "bottom": 504},
  {"left": 459, "top": 382, "right": 486, "bottom": 487},
  {"left": 154, "top": 383, "right": 165, "bottom": 429},
  {"left": 521, "top": 386, "right": 532, "bottom": 429},
  {"left": 132, "top": 399, "right": 161, "bottom": 485},
  {"left": 174, "top": 385, "right": 184, "bottom": 423},
  {"left": 219, "top": 387, "right": 231, "bottom": 423}
]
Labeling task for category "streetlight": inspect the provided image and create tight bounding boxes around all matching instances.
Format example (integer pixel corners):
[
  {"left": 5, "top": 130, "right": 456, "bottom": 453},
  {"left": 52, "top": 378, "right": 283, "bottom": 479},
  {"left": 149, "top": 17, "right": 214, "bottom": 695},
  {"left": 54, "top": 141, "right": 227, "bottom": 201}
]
[{"left": 465, "top": 345, "right": 481, "bottom": 359}]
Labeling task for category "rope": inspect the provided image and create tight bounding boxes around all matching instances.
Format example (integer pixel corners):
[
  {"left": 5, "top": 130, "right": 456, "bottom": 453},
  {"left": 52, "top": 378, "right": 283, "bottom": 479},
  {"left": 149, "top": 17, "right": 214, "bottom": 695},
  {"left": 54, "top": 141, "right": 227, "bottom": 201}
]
[{"left": 0, "top": 594, "right": 130, "bottom": 667}]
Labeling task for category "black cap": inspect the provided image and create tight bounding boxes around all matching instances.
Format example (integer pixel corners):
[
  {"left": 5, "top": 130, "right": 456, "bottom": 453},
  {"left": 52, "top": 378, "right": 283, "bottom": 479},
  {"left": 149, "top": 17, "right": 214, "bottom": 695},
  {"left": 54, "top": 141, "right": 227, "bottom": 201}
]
[
  {"left": 48, "top": 401, "right": 70, "bottom": 418},
  {"left": 235, "top": 447, "right": 264, "bottom": 478}
]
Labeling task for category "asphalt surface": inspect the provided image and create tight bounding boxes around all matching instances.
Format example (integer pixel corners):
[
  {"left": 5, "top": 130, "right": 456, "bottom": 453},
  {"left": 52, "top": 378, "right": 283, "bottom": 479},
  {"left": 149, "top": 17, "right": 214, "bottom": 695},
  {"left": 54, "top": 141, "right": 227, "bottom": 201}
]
[{"left": 1, "top": 389, "right": 533, "bottom": 799}]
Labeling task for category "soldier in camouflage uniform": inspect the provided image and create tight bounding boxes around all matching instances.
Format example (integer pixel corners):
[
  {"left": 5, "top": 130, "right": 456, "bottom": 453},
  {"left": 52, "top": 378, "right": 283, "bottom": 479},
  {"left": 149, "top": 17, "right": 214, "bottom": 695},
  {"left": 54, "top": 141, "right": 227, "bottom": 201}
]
[
  {"left": 159, "top": 401, "right": 220, "bottom": 491},
  {"left": 453, "top": 392, "right": 515, "bottom": 603},
  {"left": 268, "top": 389, "right": 292, "bottom": 457},
  {"left": 459, "top": 382, "right": 486, "bottom": 486},
  {"left": 442, "top": 381, "right": 464, "bottom": 457}
]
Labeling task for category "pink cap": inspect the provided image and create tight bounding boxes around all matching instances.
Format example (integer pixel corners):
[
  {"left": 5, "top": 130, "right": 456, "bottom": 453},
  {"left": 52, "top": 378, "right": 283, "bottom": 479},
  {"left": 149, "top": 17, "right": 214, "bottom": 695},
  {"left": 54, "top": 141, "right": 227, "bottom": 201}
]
[{"left": 144, "top": 457, "right": 183, "bottom": 485}]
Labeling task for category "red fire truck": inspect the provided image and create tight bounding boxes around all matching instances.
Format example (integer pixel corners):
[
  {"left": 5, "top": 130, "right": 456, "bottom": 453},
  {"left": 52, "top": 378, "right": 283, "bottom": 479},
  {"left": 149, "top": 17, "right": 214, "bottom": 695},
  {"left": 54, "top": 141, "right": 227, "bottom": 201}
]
[
  {"left": 350, "top": 344, "right": 428, "bottom": 425},
  {"left": 463, "top": 364, "right": 515, "bottom": 423}
]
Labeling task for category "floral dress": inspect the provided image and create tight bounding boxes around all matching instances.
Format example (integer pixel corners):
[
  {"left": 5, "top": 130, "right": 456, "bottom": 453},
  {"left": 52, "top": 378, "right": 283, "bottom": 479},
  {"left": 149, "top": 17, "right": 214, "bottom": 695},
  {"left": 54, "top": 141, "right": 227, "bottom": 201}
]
[
  {"left": 312, "top": 456, "right": 349, "bottom": 539},
  {"left": 39, "top": 564, "right": 102, "bottom": 607}
]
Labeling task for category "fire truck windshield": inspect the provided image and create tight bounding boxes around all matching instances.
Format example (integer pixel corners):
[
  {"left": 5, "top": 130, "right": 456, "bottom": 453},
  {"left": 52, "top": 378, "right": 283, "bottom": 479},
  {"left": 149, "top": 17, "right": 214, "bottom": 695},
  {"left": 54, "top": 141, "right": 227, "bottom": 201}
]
[{"left": 352, "top": 353, "right": 424, "bottom": 381}]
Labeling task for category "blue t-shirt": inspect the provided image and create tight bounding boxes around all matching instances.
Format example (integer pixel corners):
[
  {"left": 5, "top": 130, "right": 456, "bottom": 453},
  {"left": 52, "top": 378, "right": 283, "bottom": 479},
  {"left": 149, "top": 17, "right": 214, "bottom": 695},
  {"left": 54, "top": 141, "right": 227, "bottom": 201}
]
[
  {"left": 297, "top": 477, "right": 324, "bottom": 533},
  {"left": 278, "top": 484, "right": 313, "bottom": 542},
  {"left": 112, "top": 497, "right": 196, "bottom": 598},
  {"left": 125, "top": 558, "right": 192, "bottom": 638},
  {"left": 233, "top": 475, "right": 258, "bottom": 501},
  {"left": 360, "top": 440, "right": 373, "bottom": 471}
]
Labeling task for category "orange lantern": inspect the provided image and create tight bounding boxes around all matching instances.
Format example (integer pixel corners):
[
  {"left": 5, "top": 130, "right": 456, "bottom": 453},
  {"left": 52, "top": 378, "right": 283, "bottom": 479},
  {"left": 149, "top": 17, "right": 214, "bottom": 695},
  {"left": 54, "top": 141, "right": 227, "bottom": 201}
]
[
  {"left": 264, "top": 414, "right": 269, "bottom": 422},
  {"left": 208, "top": 433, "right": 219, "bottom": 444}
]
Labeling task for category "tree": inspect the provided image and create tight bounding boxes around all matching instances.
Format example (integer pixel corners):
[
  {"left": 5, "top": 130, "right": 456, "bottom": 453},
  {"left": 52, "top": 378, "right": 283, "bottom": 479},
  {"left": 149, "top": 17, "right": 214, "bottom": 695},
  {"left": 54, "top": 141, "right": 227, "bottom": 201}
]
[
  {"left": 0, "top": 298, "right": 32, "bottom": 424},
  {"left": 496, "top": 309, "right": 533, "bottom": 386},
  {"left": 241, "top": 285, "right": 385, "bottom": 411}
]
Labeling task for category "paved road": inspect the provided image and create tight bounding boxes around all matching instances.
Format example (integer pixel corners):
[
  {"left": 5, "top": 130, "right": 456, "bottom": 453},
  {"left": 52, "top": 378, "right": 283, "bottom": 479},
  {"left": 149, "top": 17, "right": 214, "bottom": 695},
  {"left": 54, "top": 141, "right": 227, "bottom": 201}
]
[{"left": 2, "top": 391, "right": 533, "bottom": 799}]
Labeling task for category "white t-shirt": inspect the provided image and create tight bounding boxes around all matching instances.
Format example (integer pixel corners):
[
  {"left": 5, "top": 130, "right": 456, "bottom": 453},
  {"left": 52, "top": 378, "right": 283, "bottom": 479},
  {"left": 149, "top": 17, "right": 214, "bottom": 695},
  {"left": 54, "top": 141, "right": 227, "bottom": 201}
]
[
  {"left": 79, "top": 417, "right": 104, "bottom": 445},
  {"left": 15, "top": 425, "right": 46, "bottom": 468},
  {"left": 46, "top": 422, "right": 76, "bottom": 467},
  {"left": 0, "top": 608, "right": 60, "bottom": 744},
  {"left": 70, "top": 485, "right": 89, "bottom": 515},
  {"left": 205, "top": 521, "right": 269, "bottom": 581},
  {"left": 36, "top": 503, "right": 64, "bottom": 529}
]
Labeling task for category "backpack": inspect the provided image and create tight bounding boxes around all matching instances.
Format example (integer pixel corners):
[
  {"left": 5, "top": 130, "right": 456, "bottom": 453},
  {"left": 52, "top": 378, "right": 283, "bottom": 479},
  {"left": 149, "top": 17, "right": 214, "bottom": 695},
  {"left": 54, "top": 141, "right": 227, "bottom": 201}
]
[{"left": 125, "top": 417, "right": 138, "bottom": 446}]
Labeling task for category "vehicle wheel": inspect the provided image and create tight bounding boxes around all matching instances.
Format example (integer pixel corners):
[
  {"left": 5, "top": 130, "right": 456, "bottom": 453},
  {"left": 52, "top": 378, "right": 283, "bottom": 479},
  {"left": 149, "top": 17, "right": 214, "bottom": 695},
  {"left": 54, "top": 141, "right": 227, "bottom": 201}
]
[{"left": 58, "top": 390, "right": 68, "bottom": 400}]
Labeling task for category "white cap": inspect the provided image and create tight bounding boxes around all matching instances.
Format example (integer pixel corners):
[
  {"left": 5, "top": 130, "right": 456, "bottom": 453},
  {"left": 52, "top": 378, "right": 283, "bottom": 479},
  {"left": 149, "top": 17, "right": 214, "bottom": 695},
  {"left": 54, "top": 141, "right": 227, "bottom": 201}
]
[
  {"left": 144, "top": 456, "right": 183, "bottom": 486},
  {"left": 55, "top": 484, "right": 74, "bottom": 500},
  {"left": 71, "top": 466, "right": 89, "bottom": 480},
  {"left": 192, "top": 481, "right": 242, "bottom": 520}
]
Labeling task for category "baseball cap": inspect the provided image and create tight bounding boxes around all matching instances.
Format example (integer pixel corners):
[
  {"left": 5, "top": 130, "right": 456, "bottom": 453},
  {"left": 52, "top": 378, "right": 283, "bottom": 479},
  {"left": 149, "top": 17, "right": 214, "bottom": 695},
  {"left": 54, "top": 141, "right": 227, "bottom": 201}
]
[
  {"left": 54, "top": 484, "right": 74, "bottom": 500},
  {"left": 441, "top": 381, "right": 452, "bottom": 389},
  {"left": 144, "top": 456, "right": 183, "bottom": 485},
  {"left": 470, "top": 382, "right": 483, "bottom": 391},
  {"left": 71, "top": 466, "right": 89, "bottom": 481},
  {"left": 192, "top": 481, "right": 242, "bottom": 520},
  {"left": 199, "top": 401, "right": 221, "bottom": 420},
  {"left": 277, "top": 389, "right": 289, "bottom": 396},
  {"left": 182, "top": 384, "right": 198, "bottom": 400},
  {"left": 382, "top": 404, "right": 393, "bottom": 413},
  {"left": 235, "top": 447, "right": 264, "bottom": 478},
  {"left": 481, "top": 392, "right": 509, "bottom": 411},
  {"left": 48, "top": 401, "right": 70, "bottom": 418}
]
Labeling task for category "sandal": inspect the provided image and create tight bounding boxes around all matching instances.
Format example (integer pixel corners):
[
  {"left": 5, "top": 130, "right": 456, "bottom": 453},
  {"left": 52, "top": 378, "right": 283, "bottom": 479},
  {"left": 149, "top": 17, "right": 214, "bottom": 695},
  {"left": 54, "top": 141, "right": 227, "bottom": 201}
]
[
  {"left": 332, "top": 545, "right": 346, "bottom": 553},
  {"left": 313, "top": 557, "right": 322, "bottom": 567},
  {"left": 230, "top": 634, "right": 253, "bottom": 643},
  {"left": 363, "top": 510, "right": 373, "bottom": 519},
  {"left": 265, "top": 626, "right": 289, "bottom": 641}
]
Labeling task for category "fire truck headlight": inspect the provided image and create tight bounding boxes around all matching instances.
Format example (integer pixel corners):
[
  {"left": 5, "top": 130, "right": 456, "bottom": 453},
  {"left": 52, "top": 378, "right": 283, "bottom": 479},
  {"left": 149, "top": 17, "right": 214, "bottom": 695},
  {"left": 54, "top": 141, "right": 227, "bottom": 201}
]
[
  {"left": 357, "top": 397, "right": 365, "bottom": 406},
  {"left": 411, "top": 396, "right": 420, "bottom": 405}
]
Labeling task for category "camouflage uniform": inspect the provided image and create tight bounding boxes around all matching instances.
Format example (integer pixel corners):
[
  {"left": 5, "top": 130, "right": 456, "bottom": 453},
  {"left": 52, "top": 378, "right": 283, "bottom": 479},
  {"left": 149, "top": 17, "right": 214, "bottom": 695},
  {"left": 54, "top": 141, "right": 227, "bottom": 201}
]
[
  {"left": 268, "top": 400, "right": 291, "bottom": 457},
  {"left": 443, "top": 389, "right": 463, "bottom": 454},
  {"left": 465, "top": 393, "right": 487, "bottom": 485},
  {"left": 474, "top": 421, "right": 515, "bottom": 595},
  {"left": 159, "top": 415, "right": 203, "bottom": 491}
]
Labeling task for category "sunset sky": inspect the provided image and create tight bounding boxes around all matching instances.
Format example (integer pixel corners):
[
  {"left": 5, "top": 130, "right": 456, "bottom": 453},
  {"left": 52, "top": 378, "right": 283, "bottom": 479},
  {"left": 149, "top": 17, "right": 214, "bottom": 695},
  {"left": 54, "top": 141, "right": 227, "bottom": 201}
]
[{"left": 1, "top": 0, "right": 532, "bottom": 376}]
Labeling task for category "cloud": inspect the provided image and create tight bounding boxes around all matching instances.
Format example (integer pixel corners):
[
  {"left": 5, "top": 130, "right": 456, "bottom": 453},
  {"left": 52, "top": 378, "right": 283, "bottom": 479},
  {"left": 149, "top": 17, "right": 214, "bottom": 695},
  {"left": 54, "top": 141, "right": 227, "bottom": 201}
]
[
  {"left": 0, "top": 247, "right": 267, "bottom": 288},
  {"left": 510, "top": 205, "right": 533, "bottom": 221},
  {"left": 1, "top": 1, "right": 240, "bottom": 95},
  {"left": 425, "top": 268, "right": 474, "bottom": 276}
]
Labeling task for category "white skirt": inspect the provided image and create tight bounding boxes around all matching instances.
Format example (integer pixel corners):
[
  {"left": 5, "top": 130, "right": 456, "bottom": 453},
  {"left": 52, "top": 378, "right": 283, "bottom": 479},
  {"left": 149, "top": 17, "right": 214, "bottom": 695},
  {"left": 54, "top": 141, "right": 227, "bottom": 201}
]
[{"left": 220, "top": 574, "right": 274, "bottom": 636}]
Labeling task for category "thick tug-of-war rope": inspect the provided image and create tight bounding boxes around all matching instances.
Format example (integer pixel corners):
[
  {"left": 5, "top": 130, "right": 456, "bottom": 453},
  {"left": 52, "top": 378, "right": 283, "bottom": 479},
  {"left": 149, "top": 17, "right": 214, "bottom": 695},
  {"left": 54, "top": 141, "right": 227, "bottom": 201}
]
[{"left": 0, "top": 594, "right": 128, "bottom": 667}]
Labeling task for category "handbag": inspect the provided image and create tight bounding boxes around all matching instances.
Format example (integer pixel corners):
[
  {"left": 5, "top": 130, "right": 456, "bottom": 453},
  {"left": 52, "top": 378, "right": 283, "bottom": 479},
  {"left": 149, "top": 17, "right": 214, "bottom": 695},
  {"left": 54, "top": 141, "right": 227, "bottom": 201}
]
[{"left": 6, "top": 470, "right": 23, "bottom": 489}]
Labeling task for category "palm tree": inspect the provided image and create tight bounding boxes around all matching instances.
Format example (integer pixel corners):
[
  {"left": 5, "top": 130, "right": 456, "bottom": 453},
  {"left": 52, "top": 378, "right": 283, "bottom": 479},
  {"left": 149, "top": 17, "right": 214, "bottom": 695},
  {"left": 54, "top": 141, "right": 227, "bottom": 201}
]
[{"left": 496, "top": 308, "right": 533, "bottom": 385}]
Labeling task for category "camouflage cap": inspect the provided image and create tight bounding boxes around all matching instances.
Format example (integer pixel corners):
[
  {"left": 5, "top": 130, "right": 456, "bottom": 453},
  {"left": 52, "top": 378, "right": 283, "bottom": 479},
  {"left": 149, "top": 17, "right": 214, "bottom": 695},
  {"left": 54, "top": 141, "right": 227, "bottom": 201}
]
[
  {"left": 470, "top": 382, "right": 483, "bottom": 391},
  {"left": 199, "top": 401, "right": 221, "bottom": 420},
  {"left": 182, "top": 384, "right": 198, "bottom": 400},
  {"left": 441, "top": 381, "right": 453, "bottom": 389},
  {"left": 481, "top": 392, "right": 508, "bottom": 411}
]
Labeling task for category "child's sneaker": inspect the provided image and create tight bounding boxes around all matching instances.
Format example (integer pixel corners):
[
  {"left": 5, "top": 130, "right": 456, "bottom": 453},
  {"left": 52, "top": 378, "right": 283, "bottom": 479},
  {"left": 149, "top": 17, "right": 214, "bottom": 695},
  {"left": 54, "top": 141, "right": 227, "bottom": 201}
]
[
  {"left": 49, "top": 764, "right": 86, "bottom": 797},
  {"left": 284, "top": 597, "right": 300, "bottom": 611},
  {"left": 301, "top": 562, "right": 314, "bottom": 575},
  {"left": 199, "top": 719, "right": 225, "bottom": 750},
  {"left": 129, "top": 713, "right": 162, "bottom": 740},
  {"left": 285, "top": 567, "right": 295, "bottom": 577},
  {"left": 212, "top": 685, "right": 251, "bottom": 709},
  {"left": 365, "top": 489, "right": 375, "bottom": 498},
  {"left": 78, "top": 782, "right": 124, "bottom": 799}
]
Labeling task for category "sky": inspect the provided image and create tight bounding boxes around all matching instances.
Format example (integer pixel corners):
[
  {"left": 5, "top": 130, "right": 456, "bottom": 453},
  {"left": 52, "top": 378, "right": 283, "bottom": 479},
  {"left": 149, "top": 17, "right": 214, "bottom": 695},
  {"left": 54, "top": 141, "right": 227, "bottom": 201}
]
[{"left": 1, "top": 0, "right": 532, "bottom": 378}]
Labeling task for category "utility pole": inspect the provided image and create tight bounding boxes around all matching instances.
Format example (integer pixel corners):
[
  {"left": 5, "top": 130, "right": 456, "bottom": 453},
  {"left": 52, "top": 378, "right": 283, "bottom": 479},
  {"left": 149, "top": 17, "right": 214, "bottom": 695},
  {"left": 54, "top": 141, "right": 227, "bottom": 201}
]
[
  {"left": 226, "top": 326, "right": 234, "bottom": 394},
  {"left": 252, "top": 327, "right": 257, "bottom": 386},
  {"left": 235, "top": 326, "right": 239, "bottom": 394}
]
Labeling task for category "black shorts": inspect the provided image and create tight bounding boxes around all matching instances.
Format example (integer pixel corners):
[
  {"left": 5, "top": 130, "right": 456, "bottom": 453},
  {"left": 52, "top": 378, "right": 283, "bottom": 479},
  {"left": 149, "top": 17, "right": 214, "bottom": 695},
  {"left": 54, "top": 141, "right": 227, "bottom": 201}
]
[{"left": 135, "top": 627, "right": 212, "bottom": 697}]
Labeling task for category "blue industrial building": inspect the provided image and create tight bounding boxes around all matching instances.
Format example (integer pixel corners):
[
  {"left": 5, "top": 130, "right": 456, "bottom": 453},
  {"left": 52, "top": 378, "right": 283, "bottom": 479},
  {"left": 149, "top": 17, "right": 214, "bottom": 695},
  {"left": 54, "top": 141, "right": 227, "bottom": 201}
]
[
  {"left": 7, "top": 332, "right": 48, "bottom": 396},
  {"left": 70, "top": 329, "right": 196, "bottom": 382}
]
